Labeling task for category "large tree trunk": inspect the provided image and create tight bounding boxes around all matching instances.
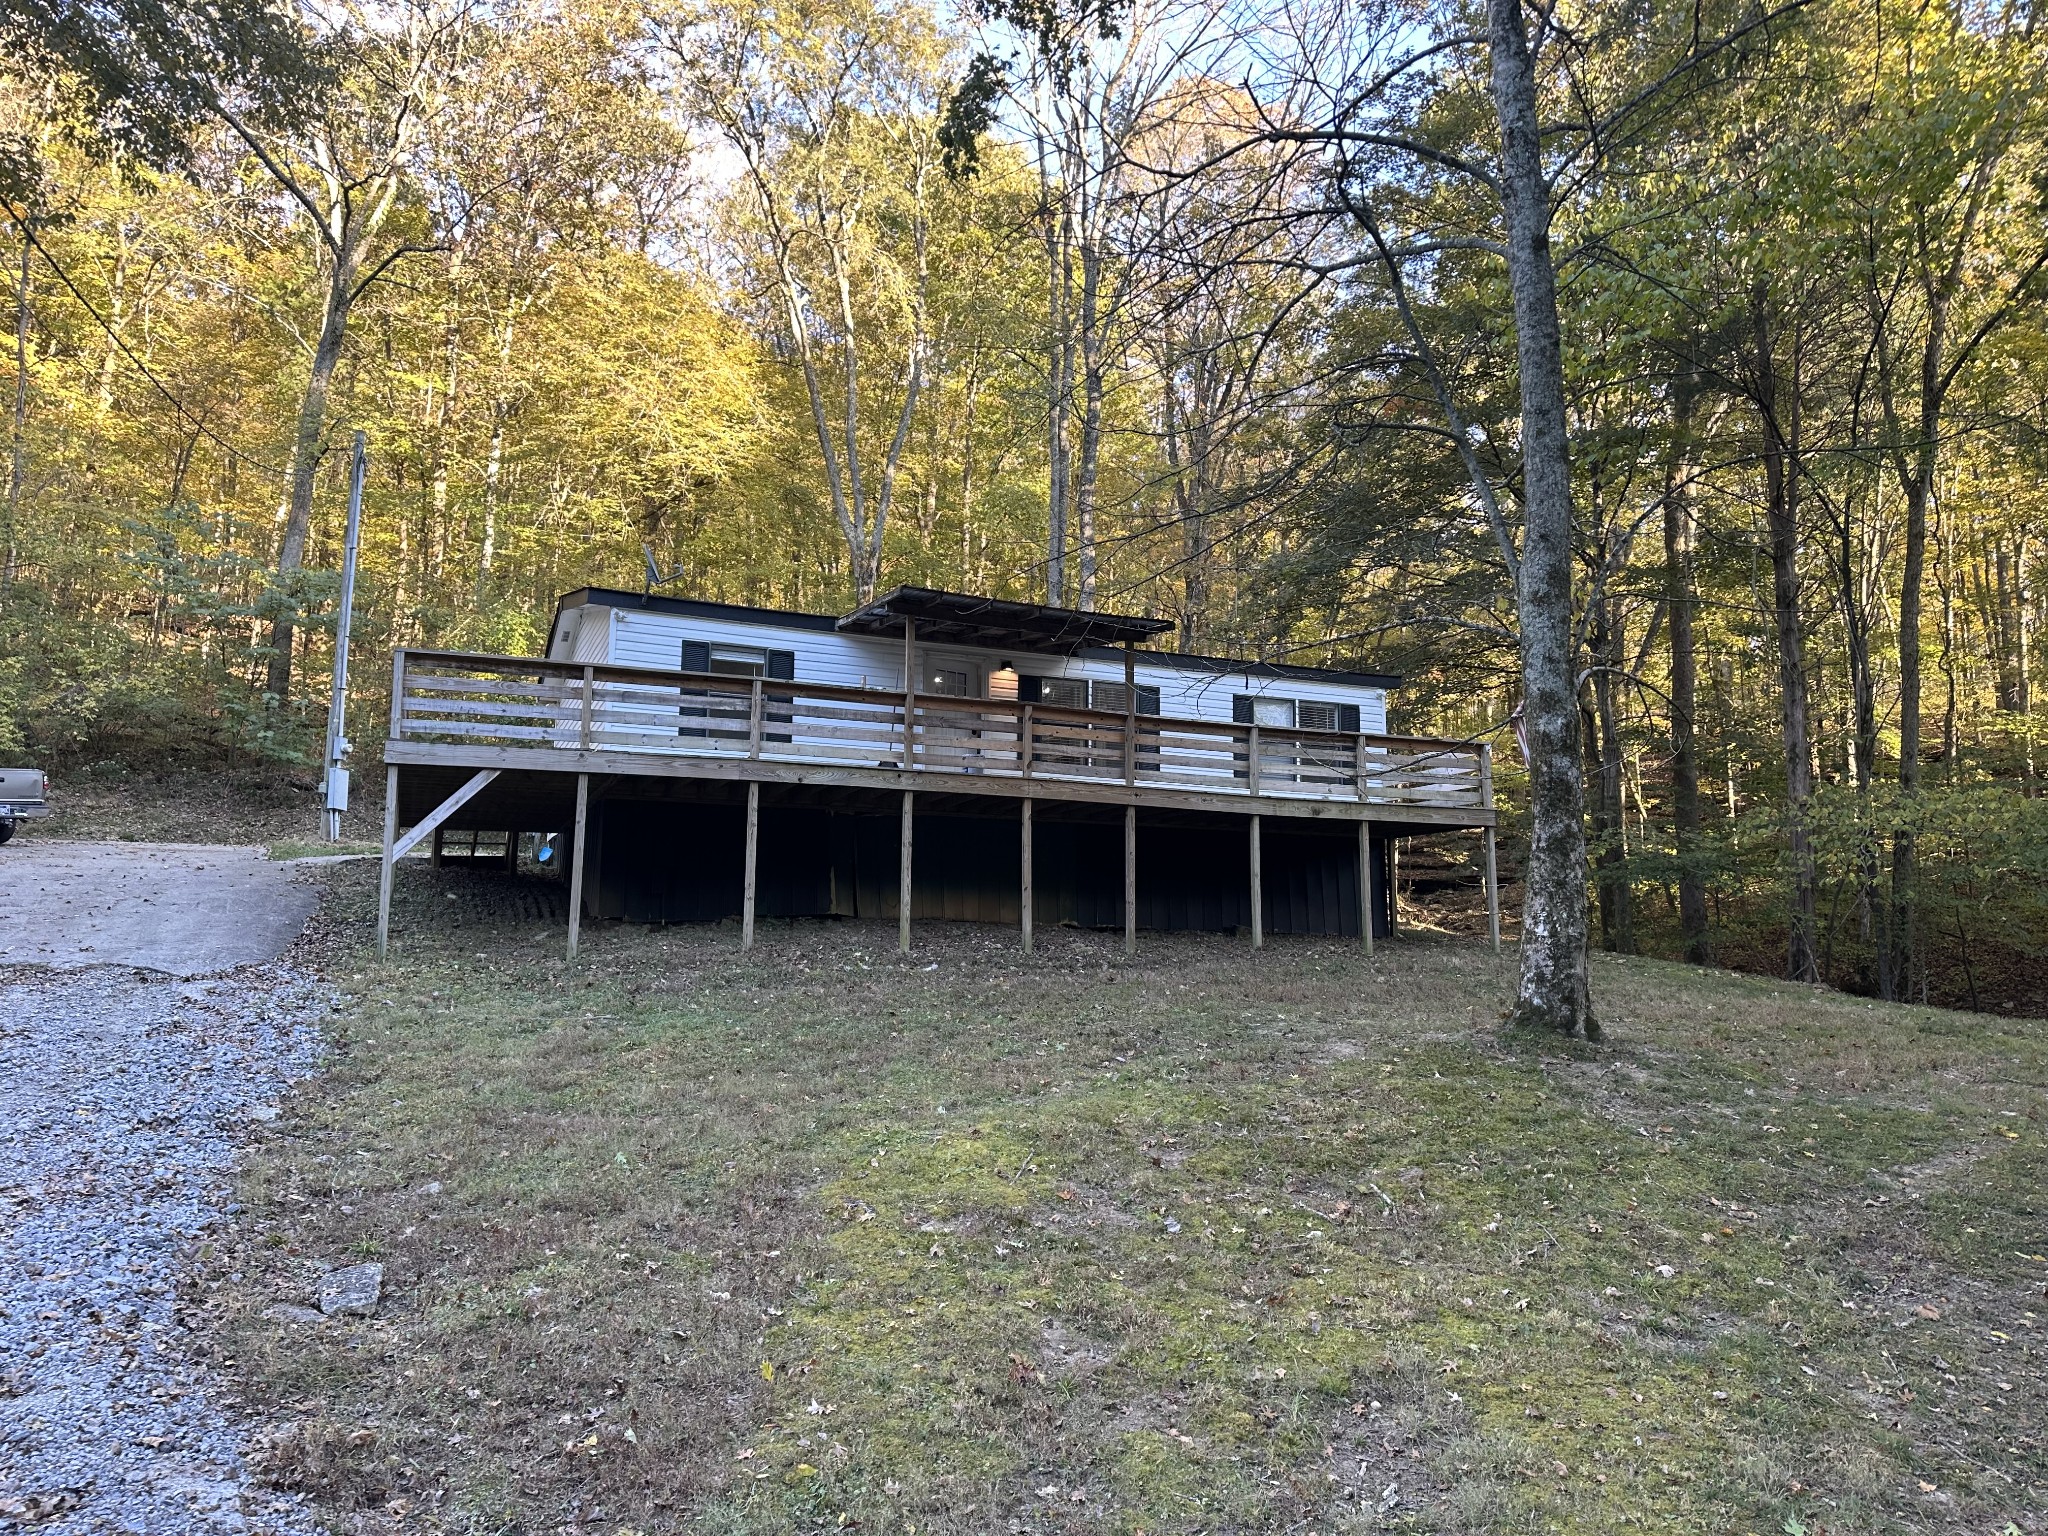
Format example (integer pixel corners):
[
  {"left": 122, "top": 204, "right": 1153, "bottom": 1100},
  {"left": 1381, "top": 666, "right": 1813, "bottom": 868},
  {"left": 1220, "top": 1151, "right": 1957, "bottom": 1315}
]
[
  {"left": 1751, "top": 286, "right": 1818, "bottom": 983},
  {"left": 1488, "top": 0, "right": 1595, "bottom": 1039},
  {"left": 1587, "top": 591, "right": 1632, "bottom": 952},
  {"left": 1892, "top": 462, "right": 1929, "bottom": 996},
  {"left": 1074, "top": 240, "right": 1104, "bottom": 611},
  {"left": 4, "top": 225, "right": 29, "bottom": 602},
  {"left": 1044, "top": 207, "right": 1072, "bottom": 605},
  {"left": 266, "top": 244, "right": 359, "bottom": 704},
  {"left": 1663, "top": 379, "right": 1710, "bottom": 961},
  {"left": 1837, "top": 477, "right": 1884, "bottom": 993}
]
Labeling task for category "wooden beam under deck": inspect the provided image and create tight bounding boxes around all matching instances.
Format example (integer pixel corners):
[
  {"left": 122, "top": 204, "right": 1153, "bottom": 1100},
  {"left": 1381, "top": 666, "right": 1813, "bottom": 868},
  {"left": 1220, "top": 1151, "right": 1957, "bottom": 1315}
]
[{"left": 383, "top": 738, "right": 1498, "bottom": 831}]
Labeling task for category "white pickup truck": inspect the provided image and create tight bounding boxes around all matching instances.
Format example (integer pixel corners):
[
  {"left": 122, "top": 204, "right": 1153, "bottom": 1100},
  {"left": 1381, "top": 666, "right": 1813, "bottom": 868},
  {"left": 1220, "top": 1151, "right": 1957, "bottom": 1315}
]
[{"left": 0, "top": 767, "right": 49, "bottom": 844}]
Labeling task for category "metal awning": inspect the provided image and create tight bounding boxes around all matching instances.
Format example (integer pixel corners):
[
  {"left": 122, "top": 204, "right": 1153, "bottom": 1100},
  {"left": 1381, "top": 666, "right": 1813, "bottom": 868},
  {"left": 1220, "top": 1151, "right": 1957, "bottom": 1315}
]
[{"left": 836, "top": 586, "right": 1174, "bottom": 654}]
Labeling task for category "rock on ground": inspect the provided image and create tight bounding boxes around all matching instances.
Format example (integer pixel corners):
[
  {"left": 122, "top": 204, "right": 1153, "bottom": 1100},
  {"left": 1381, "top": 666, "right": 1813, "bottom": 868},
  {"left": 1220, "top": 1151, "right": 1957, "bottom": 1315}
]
[{"left": 0, "top": 963, "right": 331, "bottom": 1536}]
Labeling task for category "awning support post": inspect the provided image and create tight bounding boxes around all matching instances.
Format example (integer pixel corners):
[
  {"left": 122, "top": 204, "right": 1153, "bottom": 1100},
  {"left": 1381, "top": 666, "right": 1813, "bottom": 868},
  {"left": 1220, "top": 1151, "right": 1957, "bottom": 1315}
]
[{"left": 901, "top": 618, "right": 917, "bottom": 769}]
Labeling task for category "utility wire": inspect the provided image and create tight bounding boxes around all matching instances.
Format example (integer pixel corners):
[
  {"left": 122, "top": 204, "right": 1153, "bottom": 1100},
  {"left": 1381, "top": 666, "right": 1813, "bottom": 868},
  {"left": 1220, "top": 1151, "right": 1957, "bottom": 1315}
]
[{"left": 3, "top": 207, "right": 292, "bottom": 478}]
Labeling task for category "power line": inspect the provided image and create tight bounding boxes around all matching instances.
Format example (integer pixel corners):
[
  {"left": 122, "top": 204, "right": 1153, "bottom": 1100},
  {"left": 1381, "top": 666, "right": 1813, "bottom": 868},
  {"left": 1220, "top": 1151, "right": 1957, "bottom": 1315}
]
[{"left": 3, "top": 207, "right": 292, "bottom": 478}]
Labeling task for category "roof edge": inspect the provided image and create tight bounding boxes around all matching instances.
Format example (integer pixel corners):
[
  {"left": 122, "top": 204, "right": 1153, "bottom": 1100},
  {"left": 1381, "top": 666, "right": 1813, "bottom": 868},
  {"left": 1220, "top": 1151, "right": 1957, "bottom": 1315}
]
[{"left": 552, "top": 587, "right": 1401, "bottom": 687}]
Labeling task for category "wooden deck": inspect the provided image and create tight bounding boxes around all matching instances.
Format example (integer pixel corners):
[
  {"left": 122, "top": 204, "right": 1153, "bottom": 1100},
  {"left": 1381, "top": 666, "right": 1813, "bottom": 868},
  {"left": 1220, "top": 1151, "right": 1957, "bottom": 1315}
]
[
  {"left": 384, "top": 649, "right": 1497, "bottom": 826},
  {"left": 376, "top": 648, "right": 1503, "bottom": 959}
]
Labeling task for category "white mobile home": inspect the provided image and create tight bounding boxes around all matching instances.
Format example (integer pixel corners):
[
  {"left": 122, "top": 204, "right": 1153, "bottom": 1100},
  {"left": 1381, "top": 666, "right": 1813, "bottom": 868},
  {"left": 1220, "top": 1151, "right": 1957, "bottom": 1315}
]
[
  {"left": 546, "top": 586, "right": 1396, "bottom": 736},
  {"left": 381, "top": 585, "right": 1498, "bottom": 955}
]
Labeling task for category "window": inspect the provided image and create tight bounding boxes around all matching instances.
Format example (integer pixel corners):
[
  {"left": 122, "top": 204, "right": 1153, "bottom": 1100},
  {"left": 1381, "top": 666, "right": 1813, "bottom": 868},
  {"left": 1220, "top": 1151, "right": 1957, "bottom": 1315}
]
[
  {"left": 1019, "top": 676, "right": 1160, "bottom": 713},
  {"left": 678, "top": 640, "right": 795, "bottom": 739},
  {"left": 1232, "top": 693, "right": 1365, "bottom": 785},
  {"left": 1232, "top": 694, "right": 1362, "bottom": 733},
  {"left": 680, "top": 640, "right": 795, "bottom": 679}
]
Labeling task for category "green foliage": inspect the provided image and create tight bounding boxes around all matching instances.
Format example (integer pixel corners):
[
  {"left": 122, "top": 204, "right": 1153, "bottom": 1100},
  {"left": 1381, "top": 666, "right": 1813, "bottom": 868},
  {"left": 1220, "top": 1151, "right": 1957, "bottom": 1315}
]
[
  {"left": 0, "top": 0, "right": 2043, "bottom": 1008},
  {"left": 0, "top": 0, "right": 322, "bottom": 201}
]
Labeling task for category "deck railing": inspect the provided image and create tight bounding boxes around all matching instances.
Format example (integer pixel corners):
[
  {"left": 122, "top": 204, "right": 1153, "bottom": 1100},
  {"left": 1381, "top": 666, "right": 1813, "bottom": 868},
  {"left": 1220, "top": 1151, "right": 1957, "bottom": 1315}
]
[{"left": 389, "top": 649, "right": 1491, "bottom": 812}]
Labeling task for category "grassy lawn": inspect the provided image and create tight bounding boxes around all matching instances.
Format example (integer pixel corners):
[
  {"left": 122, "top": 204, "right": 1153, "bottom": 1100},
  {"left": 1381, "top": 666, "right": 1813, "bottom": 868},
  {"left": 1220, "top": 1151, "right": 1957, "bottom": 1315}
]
[
  {"left": 265, "top": 840, "right": 387, "bottom": 861},
  {"left": 220, "top": 860, "right": 2047, "bottom": 1535}
]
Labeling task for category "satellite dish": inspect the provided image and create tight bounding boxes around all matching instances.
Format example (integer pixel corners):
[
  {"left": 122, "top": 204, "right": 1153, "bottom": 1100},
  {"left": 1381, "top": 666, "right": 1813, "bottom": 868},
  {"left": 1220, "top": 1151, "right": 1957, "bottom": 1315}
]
[{"left": 642, "top": 543, "right": 686, "bottom": 595}]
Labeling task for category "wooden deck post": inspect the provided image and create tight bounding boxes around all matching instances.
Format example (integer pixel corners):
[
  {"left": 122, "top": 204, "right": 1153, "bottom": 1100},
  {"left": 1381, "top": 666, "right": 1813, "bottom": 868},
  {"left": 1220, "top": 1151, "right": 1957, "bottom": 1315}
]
[
  {"left": 1388, "top": 839, "right": 1400, "bottom": 936},
  {"left": 1249, "top": 813, "right": 1263, "bottom": 949},
  {"left": 567, "top": 772, "right": 589, "bottom": 960},
  {"left": 742, "top": 781, "right": 760, "bottom": 949},
  {"left": 1020, "top": 797, "right": 1034, "bottom": 953},
  {"left": 431, "top": 827, "right": 444, "bottom": 867},
  {"left": 1359, "top": 819, "right": 1374, "bottom": 956},
  {"left": 1484, "top": 825, "right": 1501, "bottom": 955},
  {"left": 376, "top": 763, "right": 398, "bottom": 958},
  {"left": 1124, "top": 804, "right": 1137, "bottom": 955},
  {"left": 1479, "top": 742, "right": 1500, "bottom": 954},
  {"left": 899, "top": 789, "right": 914, "bottom": 954}
]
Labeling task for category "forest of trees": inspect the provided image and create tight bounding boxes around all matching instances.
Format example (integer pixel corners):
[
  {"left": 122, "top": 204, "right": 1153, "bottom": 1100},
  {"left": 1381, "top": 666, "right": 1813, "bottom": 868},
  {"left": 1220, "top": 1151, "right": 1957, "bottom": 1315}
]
[{"left": 3, "top": 0, "right": 2045, "bottom": 1015}]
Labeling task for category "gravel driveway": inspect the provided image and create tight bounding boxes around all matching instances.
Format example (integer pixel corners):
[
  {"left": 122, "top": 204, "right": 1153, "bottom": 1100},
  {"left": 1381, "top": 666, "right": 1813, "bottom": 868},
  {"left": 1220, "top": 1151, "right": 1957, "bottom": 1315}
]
[{"left": 1, "top": 844, "right": 330, "bottom": 1534}]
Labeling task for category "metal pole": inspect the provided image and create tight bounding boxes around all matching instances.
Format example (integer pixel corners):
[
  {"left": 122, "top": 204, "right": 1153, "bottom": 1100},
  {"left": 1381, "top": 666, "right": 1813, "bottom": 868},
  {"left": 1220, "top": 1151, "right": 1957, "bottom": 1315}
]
[{"left": 322, "top": 431, "right": 367, "bottom": 841}]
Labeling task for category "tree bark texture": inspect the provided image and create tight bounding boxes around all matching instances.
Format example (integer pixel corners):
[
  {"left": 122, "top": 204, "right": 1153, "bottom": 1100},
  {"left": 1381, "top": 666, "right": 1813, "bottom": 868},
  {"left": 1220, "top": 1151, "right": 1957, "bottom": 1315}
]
[
  {"left": 1663, "top": 379, "right": 1711, "bottom": 961},
  {"left": 1044, "top": 203, "right": 1073, "bottom": 605},
  {"left": 1488, "top": 0, "right": 1595, "bottom": 1039},
  {"left": 1750, "top": 287, "right": 1819, "bottom": 983},
  {"left": 266, "top": 243, "right": 360, "bottom": 704},
  {"left": 4, "top": 225, "right": 29, "bottom": 600}
]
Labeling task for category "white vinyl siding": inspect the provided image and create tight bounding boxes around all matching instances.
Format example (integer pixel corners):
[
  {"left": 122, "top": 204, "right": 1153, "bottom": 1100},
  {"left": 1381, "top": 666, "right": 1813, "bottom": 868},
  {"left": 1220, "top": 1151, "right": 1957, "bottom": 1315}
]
[{"left": 568, "top": 601, "right": 1388, "bottom": 734}]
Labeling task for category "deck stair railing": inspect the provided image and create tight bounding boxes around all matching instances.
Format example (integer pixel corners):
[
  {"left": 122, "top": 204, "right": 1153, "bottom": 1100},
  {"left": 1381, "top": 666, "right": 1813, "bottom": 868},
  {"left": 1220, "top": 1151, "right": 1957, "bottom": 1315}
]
[{"left": 389, "top": 649, "right": 1490, "bottom": 811}]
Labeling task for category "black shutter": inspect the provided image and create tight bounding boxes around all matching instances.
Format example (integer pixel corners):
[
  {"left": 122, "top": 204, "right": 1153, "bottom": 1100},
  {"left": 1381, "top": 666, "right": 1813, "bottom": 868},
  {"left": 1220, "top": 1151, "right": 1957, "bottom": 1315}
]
[
  {"left": 1136, "top": 685, "right": 1160, "bottom": 716},
  {"left": 678, "top": 639, "right": 711, "bottom": 737},
  {"left": 766, "top": 649, "right": 795, "bottom": 679},
  {"left": 1338, "top": 702, "right": 1360, "bottom": 733},
  {"left": 1018, "top": 674, "right": 1043, "bottom": 702},
  {"left": 1232, "top": 693, "right": 1254, "bottom": 724}
]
